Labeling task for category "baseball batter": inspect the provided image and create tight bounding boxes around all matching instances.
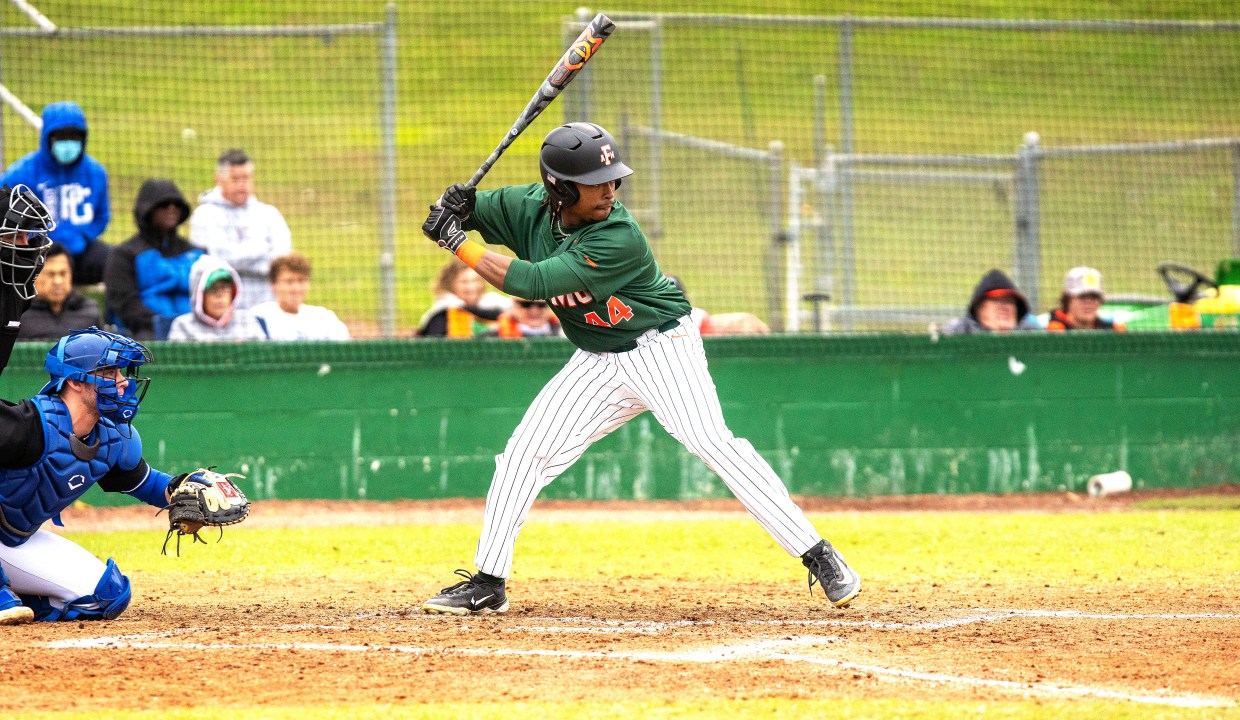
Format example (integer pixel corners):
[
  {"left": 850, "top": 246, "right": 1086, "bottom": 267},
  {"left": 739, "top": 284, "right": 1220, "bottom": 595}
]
[{"left": 419, "top": 122, "right": 860, "bottom": 615}]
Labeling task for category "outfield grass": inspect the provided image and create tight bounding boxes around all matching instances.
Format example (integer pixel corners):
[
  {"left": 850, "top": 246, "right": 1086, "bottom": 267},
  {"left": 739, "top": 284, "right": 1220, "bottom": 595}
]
[{"left": 64, "top": 508, "right": 1240, "bottom": 598}]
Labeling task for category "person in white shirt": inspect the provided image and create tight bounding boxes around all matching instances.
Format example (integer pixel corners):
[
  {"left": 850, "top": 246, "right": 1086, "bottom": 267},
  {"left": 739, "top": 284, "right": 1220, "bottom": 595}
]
[
  {"left": 251, "top": 252, "right": 349, "bottom": 341},
  {"left": 189, "top": 148, "right": 292, "bottom": 310}
]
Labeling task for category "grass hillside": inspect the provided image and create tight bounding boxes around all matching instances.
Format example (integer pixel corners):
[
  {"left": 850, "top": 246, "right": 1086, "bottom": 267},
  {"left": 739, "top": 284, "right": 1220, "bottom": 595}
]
[{"left": 2, "top": 1, "right": 1237, "bottom": 331}]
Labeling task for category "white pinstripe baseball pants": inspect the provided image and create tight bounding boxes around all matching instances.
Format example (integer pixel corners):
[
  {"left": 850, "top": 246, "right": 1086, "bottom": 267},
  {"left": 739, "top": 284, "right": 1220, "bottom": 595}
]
[{"left": 474, "top": 316, "right": 822, "bottom": 578}]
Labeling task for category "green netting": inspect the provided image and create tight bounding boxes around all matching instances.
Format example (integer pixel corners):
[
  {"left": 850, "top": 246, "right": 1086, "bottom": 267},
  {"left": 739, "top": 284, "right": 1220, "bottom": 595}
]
[{"left": 7, "top": 329, "right": 1240, "bottom": 377}]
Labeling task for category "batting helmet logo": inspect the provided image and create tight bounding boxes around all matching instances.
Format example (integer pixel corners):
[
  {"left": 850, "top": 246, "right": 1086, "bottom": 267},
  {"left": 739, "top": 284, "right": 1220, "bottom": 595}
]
[{"left": 600, "top": 145, "right": 615, "bottom": 166}]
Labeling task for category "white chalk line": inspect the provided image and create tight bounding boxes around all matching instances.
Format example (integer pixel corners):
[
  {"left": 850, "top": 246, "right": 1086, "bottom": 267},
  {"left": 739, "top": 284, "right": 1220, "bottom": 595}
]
[
  {"left": 48, "top": 634, "right": 1231, "bottom": 708},
  {"left": 44, "top": 609, "right": 1239, "bottom": 709}
]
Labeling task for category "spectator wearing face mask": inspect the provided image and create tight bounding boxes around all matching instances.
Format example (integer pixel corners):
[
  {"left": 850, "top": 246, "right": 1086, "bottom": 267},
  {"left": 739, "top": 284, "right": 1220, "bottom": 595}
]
[{"left": 1, "top": 101, "right": 111, "bottom": 286}]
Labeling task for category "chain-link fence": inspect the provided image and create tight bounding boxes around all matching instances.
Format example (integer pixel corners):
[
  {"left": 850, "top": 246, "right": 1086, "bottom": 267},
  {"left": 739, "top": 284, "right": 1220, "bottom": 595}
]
[
  {"left": 2, "top": 4, "right": 1237, "bottom": 336},
  {"left": 584, "top": 12, "right": 1240, "bottom": 332}
]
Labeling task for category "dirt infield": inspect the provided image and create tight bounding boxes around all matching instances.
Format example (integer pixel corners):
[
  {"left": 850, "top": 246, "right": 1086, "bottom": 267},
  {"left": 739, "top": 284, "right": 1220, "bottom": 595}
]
[{"left": 3, "top": 488, "right": 1238, "bottom": 714}]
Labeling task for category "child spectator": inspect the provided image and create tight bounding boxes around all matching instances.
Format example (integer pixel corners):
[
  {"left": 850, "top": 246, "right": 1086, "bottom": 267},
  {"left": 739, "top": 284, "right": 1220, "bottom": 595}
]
[
  {"left": 414, "top": 259, "right": 508, "bottom": 337},
  {"left": 251, "top": 253, "right": 350, "bottom": 341},
  {"left": 166, "top": 256, "right": 266, "bottom": 342},
  {"left": 1046, "top": 266, "right": 1126, "bottom": 331}
]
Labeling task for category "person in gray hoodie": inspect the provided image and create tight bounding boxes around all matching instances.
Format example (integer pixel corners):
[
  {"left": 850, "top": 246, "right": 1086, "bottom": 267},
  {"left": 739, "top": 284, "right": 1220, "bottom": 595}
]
[
  {"left": 188, "top": 148, "right": 291, "bottom": 310},
  {"left": 166, "top": 255, "right": 267, "bottom": 342}
]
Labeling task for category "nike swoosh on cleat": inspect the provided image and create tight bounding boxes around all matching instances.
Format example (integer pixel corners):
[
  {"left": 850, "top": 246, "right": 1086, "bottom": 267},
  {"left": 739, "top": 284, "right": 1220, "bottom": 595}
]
[{"left": 470, "top": 594, "right": 494, "bottom": 609}]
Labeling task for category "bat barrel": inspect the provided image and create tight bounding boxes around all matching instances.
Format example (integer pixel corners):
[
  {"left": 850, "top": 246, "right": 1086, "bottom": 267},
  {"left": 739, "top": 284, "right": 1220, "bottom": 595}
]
[{"left": 464, "top": 12, "right": 615, "bottom": 190}]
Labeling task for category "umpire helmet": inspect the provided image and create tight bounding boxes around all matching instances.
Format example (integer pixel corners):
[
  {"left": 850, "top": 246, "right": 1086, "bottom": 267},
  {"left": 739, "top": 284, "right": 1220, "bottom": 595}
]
[
  {"left": 41, "top": 327, "right": 152, "bottom": 425},
  {"left": 0, "top": 184, "right": 55, "bottom": 301},
  {"left": 539, "top": 122, "right": 633, "bottom": 209}
]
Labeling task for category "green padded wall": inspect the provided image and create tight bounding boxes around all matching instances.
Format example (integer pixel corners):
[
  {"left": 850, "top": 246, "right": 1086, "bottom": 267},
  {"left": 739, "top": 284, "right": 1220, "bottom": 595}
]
[{"left": 3, "top": 333, "right": 1236, "bottom": 507}]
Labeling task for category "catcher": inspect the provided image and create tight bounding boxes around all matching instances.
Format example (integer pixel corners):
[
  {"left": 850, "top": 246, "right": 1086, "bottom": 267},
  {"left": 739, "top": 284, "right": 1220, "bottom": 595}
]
[{"left": 0, "top": 327, "right": 249, "bottom": 625}]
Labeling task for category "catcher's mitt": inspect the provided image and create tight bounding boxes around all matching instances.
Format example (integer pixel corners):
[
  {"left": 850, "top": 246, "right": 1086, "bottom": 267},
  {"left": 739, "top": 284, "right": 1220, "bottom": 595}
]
[{"left": 161, "top": 467, "right": 250, "bottom": 555}]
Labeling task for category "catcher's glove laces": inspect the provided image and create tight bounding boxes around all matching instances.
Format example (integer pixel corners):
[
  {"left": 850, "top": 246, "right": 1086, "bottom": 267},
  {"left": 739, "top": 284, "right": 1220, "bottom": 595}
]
[{"left": 158, "top": 466, "right": 250, "bottom": 556}]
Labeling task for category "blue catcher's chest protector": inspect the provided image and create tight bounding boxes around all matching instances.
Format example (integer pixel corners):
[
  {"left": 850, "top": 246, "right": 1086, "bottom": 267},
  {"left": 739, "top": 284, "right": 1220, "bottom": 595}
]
[{"left": 0, "top": 396, "right": 133, "bottom": 547}]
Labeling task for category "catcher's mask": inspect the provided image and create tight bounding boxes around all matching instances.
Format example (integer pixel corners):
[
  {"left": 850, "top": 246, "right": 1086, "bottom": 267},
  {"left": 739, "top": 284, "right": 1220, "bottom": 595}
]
[
  {"left": 0, "top": 184, "right": 56, "bottom": 300},
  {"left": 539, "top": 122, "right": 632, "bottom": 211},
  {"left": 40, "top": 327, "right": 152, "bottom": 426}
]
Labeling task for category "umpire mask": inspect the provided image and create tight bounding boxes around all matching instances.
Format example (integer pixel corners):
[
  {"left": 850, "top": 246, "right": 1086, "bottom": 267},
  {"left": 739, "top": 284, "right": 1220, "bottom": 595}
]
[{"left": 0, "top": 184, "right": 56, "bottom": 301}]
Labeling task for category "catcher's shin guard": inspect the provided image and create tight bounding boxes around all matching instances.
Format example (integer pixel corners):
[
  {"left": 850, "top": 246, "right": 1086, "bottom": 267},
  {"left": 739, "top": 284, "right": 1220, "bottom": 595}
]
[{"left": 20, "top": 558, "right": 132, "bottom": 621}]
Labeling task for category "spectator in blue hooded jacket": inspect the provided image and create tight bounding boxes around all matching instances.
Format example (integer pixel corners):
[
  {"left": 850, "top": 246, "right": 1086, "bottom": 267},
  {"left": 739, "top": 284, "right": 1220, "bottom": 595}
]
[
  {"left": 2, "top": 101, "right": 111, "bottom": 285},
  {"left": 103, "top": 179, "right": 203, "bottom": 340}
]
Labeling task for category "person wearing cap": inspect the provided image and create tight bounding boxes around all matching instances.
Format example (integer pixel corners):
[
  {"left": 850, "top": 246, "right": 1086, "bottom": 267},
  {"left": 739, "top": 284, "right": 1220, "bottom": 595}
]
[
  {"left": 483, "top": 296, "right": 562, "bottom": 339},
  {"left": 1046, "top": 266, "right": 1126, "bottom": 332},
  {"left": 166, "top": 255, "right": 266, "bottom": 342},
  {"left": 941, "top": 269, "right": 1041, "bottom": 335}
]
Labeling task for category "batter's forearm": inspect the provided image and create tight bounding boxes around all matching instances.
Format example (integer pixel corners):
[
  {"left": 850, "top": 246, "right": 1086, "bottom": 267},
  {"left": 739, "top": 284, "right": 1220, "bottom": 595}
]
[{"left": 471, "top": 250, "right": 512, "bottom": 290}]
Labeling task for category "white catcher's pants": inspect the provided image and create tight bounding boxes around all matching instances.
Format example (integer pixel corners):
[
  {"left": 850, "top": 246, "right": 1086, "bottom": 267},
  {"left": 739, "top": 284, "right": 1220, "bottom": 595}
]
[
  {"left": 474, "top": 316, "right": 822, "bottom": 578},
  {"left": 1, "top": 529, "right": 109, "bottom": 605}
]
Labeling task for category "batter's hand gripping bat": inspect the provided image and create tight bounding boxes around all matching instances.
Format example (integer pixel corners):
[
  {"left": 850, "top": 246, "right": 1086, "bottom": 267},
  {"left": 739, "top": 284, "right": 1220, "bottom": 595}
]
[{"left": 464, "top": 13, "right": 616, "bottom": 189}]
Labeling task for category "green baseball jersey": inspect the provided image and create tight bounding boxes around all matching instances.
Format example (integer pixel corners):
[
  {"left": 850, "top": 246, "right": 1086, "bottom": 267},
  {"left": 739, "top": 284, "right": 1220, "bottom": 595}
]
[{"left": 465, "top": 183, "right": 691, "bottom": 353}]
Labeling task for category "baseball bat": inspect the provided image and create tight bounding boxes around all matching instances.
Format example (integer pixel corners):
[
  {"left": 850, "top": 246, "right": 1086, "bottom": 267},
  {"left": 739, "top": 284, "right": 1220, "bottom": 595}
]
[{"left": 464, "top": 12, "right": 616, "bottom": 189}]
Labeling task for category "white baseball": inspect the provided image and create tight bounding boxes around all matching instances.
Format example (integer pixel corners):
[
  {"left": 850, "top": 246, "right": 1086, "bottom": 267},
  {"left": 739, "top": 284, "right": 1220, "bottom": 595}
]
[{"left": 181, "top": 128, "right": 197, "bottom": 141}]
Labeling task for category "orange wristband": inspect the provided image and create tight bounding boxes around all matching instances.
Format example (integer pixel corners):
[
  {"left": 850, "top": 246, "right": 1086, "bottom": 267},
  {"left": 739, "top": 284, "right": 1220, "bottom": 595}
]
[{"left": 454, "top": 239, "right": 486, "bottom": 268}]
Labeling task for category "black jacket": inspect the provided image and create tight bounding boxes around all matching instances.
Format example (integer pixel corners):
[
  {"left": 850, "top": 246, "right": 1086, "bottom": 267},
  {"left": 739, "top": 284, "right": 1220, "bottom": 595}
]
[
  {"left": 103, "top": 178, "right": 195, "bottom": 339},
  {"left": 17, "top": 291, "right": 103, "bottom": 341},
  {"left": 966, "top": 269, "right": 1030, "bottom": 320}
]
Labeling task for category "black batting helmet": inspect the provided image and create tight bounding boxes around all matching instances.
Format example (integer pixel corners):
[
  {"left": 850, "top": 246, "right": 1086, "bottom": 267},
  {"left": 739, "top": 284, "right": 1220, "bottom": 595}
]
[{"left": 539, "top": 122, "right": 633, "bottom": 209}]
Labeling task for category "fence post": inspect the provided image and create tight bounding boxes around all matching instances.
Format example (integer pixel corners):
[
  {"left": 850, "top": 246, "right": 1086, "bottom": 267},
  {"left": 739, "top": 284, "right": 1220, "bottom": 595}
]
[
  {"left": 838, "top": 19, "right": 854, "bottom": 156},
  {"left": 378, "top": 2, "right": 398, "bottom": 338},
  {"left": 1233, "top": 142, "right": 1240, "bottom": 257},
  {"left": 767, "top": 140, "right": 786, "bottom": 332},
  {"left": 1014, "top": 131, "right": 1042, "bottom": 311},
  {"left": 786, "top": 161, "right": 802, "bottom": 332},
  {"left": 648, "top": 16, "right": 664, "bottom": 244}
]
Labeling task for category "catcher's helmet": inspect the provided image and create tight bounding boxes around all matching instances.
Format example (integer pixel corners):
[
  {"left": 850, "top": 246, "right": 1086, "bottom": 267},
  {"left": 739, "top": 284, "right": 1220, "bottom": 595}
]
[
  {"left": 539, "top": 122, "right": 633, "bottom": 209},
  {"left": 40, "top": 327, "right": 152, "bottom": 425},
  {"left": 0, "top": 184, "right": 55, "bottom": 301}
]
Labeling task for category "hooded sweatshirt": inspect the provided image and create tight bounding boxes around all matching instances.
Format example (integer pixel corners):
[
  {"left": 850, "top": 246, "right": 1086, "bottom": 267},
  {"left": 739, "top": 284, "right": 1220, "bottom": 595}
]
[
  {"left": 166, "top": 255, "right": 267, "bottom": 342},
  {"left": 103, "top": 179, "right": 203, "bottom": 339},
  {"left": 941, "top": 269, "right": 1040, "bottom": 335},
  {"left": 1, "top": 101, "right": 111, "bottom": 257},
  {"left": 188, "top": 185, "right": 292, "bottom": 310}
]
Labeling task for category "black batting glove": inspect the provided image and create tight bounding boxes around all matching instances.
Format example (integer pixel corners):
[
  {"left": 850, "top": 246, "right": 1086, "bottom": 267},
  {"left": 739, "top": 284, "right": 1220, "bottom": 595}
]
[
  {"left": 422, "top": 206, "right": 469, "bottom": 253},
  {"left": 439, "top": 183, "right": 476, "bottom": 220}
]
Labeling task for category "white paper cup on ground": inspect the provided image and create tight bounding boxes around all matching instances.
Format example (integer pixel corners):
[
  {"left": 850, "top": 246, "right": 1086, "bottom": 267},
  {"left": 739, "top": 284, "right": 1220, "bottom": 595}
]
[{"left": 1087, "top": 470, "right": 1133, "bottom": 497}]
